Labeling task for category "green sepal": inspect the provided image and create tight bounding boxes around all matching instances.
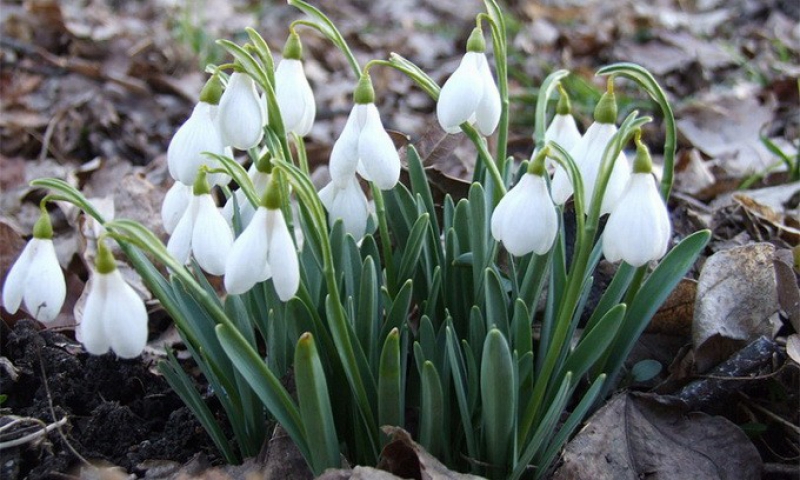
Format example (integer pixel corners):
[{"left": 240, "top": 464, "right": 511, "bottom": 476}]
[
  {"left": 556, "top": 83, "right": 571, "bottom": 115},
  {"left": 633, "top": 132, "right": 653, "bottom": 174},
  {"left": 192, "top": 169, "right": 212, "bottom": 196}
]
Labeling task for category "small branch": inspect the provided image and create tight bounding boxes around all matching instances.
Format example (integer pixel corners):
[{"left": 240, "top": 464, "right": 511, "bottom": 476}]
[{"left": 0, "top": 417, "right": 68, "bottom": 450}]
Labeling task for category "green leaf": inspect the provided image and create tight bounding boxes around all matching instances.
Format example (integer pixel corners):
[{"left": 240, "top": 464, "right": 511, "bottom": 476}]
[
  {"left": 159, "top": 353, "right": 238, "bottom": 464},
  {"left": 288, "top": 0, "right": 361, "bottom": 77},
  {"left": 600, "top": 230, "right": 710, "bottom": 394},
  {"left": 481, "top": 329, "right": 515, "bottom": 473},
  {"left": 397, "top": 213, "right": 430, "bottom": 282},
  {"left": 420, "top": 361, "right": 445, "bottom": 459},
  {"left": 378, "top": 329, "right": 403, "bottom": 434},
  {"left": 381, "top": 280, "right": 413, "bottom": 340},
  {"left": 215, "top": 323, "right": 310, "bottom": 461},
  {"left": 357, "top": 256, "right": 380, "bottom": 367},
  {"left": 484, "top": 268, "right": 509, "bottom": 337},
  {"left": 511, "top": 373, "right": 572, "bottom": 480},
  {"left": 631, "top": 359, "right": 662, "bottom": 382},
  {"left": 204, "top": 151, "right": 259, "bottom": 207},
  {"left": 532, "top": 375, "right": 606, "bottom": 479},
  {"left": 511, "top": 299, "right": 533, "bottom": 358},
  {"left": 295, "top": 333, "right": 340, "bottom": 474},
  {"left": 445, "top": 325, "right": 478, "bottom": 460}
]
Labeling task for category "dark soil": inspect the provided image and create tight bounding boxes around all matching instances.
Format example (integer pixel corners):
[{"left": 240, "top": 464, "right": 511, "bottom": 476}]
[{"left": 0, "top": 320, "right": 220, "bottom": 479}]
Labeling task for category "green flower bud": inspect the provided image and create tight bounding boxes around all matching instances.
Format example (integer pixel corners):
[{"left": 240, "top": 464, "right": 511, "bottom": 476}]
[
  {"left": 95, "top": 240, "right": 117, "bottom": 275},
  {"left": 527, "top": 147, "right": 549, "bottom": 177},
  {"left": 556, "top": 83, "right": 572, "bottom": 115},
  {"left": 255, "top": 150, "right": 273, "bottom": 174},
  {"left": 283, "top": 31, "right": 303, "bottom": 60},
  {"left": 353, "top": 72, "right": 375, "bottom": 105},
  {"left": 32, "top": 207, "right": 53, "bottom": 240},
  {"left": 466, "top": 26, "right": 486, "bottom": 53},
  {"left": 192, "top": 168, "right": 212, "bottom": 196},
  {"left": 262, "top": 171, "right": 283, "bottom": 210},
  {"left": 593, "top": 78, "right": 617, "bottom": 125},
  {"left": 632, "top": 132, "right": 653, "bottom": 174},
  {"left": 199, "top": 74, "right": 224, "bottom": 105}
]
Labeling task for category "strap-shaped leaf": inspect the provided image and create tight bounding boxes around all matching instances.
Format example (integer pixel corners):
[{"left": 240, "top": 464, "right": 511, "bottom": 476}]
[
  {"left": 378, "top": 329, "right": 403, "bottom": 434},
  {"left": 295, "top": 333, "right": 340, "bottom": 474},
  {"left": 215, "top": 323, "right": 310, "bottom": 460},
  {"left": 397, "top": 213, "right": 430, "bottom": 282},
  {"left": 420, "top": 361, "right": 445, "bottom": 459},
  {"left": 481, "top": 329, "right": 515, "bottom": 473},
  {"left": 445, "top": 324, "right": 478, "bottom": 460}
]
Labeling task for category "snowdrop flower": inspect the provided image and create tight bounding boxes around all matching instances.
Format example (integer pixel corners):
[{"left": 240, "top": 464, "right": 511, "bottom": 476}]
[
  {"left": 319, "top": 175, "right": 370, "bottom": 239},
  {"left": 329, "top": 73, "right": 400, "bottom": 190},
  {"left": 2, "top": 209, "right": 65, "bottom": 323},
  {"left": 222, "top": 153, "right": 272, "bottom": 227},
  {"left": 538, "top": 85, "right": 582, "bottom": 171},
  {"left": 551, "top": 82, "right": 630, "bottom": 215},
  {"left": 167, "top": 170, "right": 233, "bottom": 275},
  {"left": 436, "top": 26, "right": 501, "bottom": 136},
  {"left": 603, "top": 135, "right": 671, "bottom": 267},
  {"left": 275, "top": 32, "right": 316, "bottom": 136},
  {"left": 79, "top": 240, "right": 148, "bottom": 358},
  {"left": 161, "top": 182, "right": 192, "bottom": 235},
  {"left": 217, "top": 71, "right": 265, "bottom": 150},
  {"left": 225, "top": 175, "right": 299, "bottom": 300},
  {"left": 167, "top": 75, "right": 226, "bottom": 186},
  {"left": 491, "top": 149, "right": 558, "bottom": 256}
]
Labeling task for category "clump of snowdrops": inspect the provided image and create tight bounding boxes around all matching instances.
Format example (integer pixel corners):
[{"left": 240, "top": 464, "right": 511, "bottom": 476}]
[{"left": 3, "top": 1, "right": 710, "bottom": 478}]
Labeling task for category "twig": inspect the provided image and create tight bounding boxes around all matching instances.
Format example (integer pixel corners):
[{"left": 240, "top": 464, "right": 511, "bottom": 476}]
[{"left": 0, "top": 417, "right": 67, "bottom": 449}]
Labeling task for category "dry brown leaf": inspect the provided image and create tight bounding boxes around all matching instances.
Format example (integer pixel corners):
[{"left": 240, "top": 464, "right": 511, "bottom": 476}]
[
  {"left": 377, "top": 427, "right": 486, "bottom": 480},
  {"left": 674, "top": 148, "right": 716, "bottom": 195},
  {"left": 553, "top": 393, "right": 762, "bottom": 480},
  {"left": 774, "top": 248, "right": 800, "bottom": 333},
  {"left": 693, "top": 243, "right": 780, "bottom": 373},
  {"left": 649, "top": 278, "right": 697, "bottom": 336},
  {"left": 677, "top": 87, "right": 777, "bottom": 177}
]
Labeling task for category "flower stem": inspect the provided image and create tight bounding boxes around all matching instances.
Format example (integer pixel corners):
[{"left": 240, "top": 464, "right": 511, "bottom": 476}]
[{"left": 371, "top": 185, "right": 397, "bottom": 297}]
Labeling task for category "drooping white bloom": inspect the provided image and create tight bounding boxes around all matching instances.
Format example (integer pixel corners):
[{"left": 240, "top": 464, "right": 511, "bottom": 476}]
[
  {"left": 161, "top": 182, "right": 192, "bottom": 235},
  {"left": 222, "top": 163, "right": 271, "bottom": 227},
  {"left": 550, "top": 121, "right": 630, "bottom": 215},
  {"left": 491, "top": 173, "right": 558, "bottom": 256},
  {"left": 603, "top": 173, "right": 671, "bottom": 267},
  {"left": 225, "top": 206, "right": 299, "bottom": 300},
  {"left": 167, "top": 101, "right": 226, "bottom": 186},
  {"left": 329, "top": 103, "right": 400, "bottom": 190},
  {"left": 2, "top": 238, "right": 65, "bottom": 323},
  {"left": 167, "top": 192, "right": 233, "bottom": 275},
  {"left": 319, "top": 175, "right": 370, "bottom": 239},
  {"left": 437, "top": 51, "right": 501, "bottom": 136},
  {"left": 276, "top": 58, "right": 316, "bottom": 136},
  {"left": 79, "top": 267, "right": 148, "bottom": 359},
  {"left": 541, "top": 113, "right": 582, "bottom": 170},
  {"left": 217, "top": 72, "right": 265, "bottom": 150}
]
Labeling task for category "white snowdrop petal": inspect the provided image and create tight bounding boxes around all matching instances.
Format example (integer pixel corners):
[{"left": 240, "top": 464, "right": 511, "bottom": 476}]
[
  {"left": 225, "top": 207, "right": 270, "bottom": 294},
  {"left": 603, "top": 174, "right": 671, "bottom": 266},
  {"left": 547, "top": 114, "right": 582, "bottom": 152},
  {"left": 550, "top": 164, "right": 574, "bottom": 206},
  {"left": 167, "top": 103, "right": 226, "bottom": 185},
  {"left": 191, "top": 195, "right": 233, "bottom": 275},
  {"left": 475, "top": 54, "right": 501, "bottom": 136},
  {"left": 167, "top": 197, "right": 196, "bottom": 265},
  {"left": 267, "top": 211, "right": 300, "bottom": 301},
  {"left": 599, "top": 151, "right": 631, "bottom": 215},
  {"left": 358, "top": 105, "right": 400, "bottom": 190},
  {"left": 329, "top": 106, "right": 362, "bottom": 182},
  {"left": 501, "top": 175, "right": 557, "bottom": 256},
  {"left": 2, "top": 239, "right": 37, "bottom": 314},
  {"left": 104, "top": 270, "right": 148, "bottom": 359},
  {"left": 437, "top": 52, "right": 483, "bottom": 133},
  {"left": 276, "top": 59, "right": 316, "bottom": 136},
  {"left": 23, "top": 239, "right": 65, "bottom": 323},
  {"left": 161, "top": 182, "right": 192, "bottom": 234},
  {"left": 218, "top": 73, "right": 264, "bottom": 150},
  {"left": 320, "top": 177, "right": 369, "bottom": 239},
  {"left": 80, "top": 275, "right": 111, "bottom": 355},
  {"left": 490, "top": 180, "right": 523, "bottom": 242}
]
